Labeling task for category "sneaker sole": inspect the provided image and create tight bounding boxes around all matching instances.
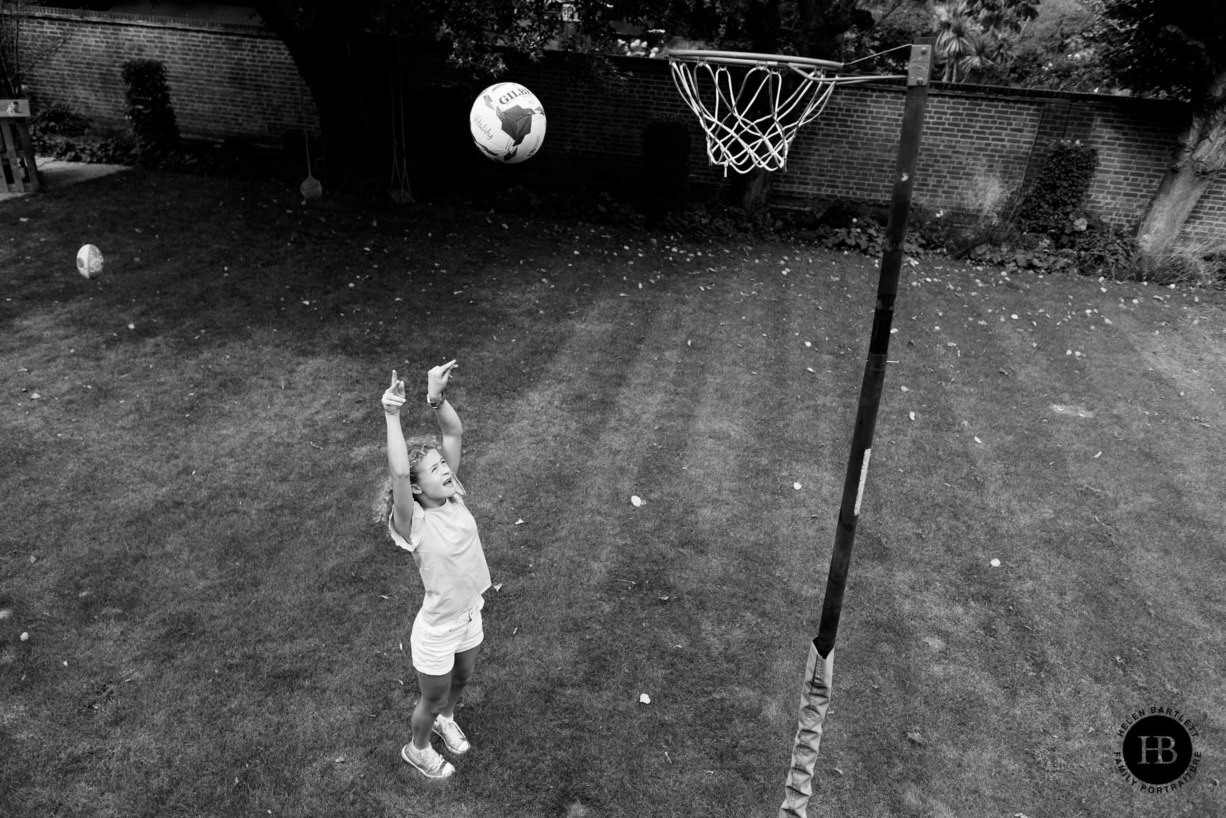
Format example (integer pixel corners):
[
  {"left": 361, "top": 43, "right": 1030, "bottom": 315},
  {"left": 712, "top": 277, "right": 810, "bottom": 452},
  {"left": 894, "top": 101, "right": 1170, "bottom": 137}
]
[
  {"left": 401, "top": 744, "right": 455, "bottom": 779},
  {"left": 431, "top": 724, "right": 470, "bottom": 755}
]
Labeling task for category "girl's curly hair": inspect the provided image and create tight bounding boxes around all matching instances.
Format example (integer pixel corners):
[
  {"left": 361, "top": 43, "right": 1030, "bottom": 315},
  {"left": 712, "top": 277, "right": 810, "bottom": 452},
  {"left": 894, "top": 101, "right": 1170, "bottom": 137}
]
[{"left": 373, "top": 436, "right": 440, "bottom": 524}]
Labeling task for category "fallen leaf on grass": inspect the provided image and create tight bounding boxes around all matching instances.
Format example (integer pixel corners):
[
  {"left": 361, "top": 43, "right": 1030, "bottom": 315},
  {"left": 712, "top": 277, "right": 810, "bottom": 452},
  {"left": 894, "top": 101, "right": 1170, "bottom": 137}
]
[{"left": 906, "top": 730, "right": 926, "bottom": 747}]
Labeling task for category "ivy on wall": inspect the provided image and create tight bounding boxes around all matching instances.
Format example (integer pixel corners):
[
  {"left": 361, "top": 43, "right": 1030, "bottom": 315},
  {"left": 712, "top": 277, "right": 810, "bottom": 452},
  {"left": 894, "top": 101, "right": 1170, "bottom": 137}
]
[
  {"left": 1014, "top": 139, "right": 1099, "bottom": 234},
  {"left": 122, "top": 58, "right": 179, "bottom": 160}
]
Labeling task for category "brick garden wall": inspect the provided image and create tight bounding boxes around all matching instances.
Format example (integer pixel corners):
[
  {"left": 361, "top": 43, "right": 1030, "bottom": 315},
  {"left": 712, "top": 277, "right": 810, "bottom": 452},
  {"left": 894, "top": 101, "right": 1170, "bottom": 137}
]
[
  {"left": 12, "top": 7, "right": 1224, "bottom": 243},
  {"left": 14, "top": 7, "right": 316, "bottom": 145},
  {"left": 482, "top": 52, "right": 1221, "bottom": 243}
]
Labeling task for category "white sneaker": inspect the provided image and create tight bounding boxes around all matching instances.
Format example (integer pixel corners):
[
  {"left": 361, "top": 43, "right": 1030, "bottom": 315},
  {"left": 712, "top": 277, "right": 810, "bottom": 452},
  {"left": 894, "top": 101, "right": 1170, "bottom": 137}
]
[
  {"left": 401, "top": 742, "right": 455, "bottom": 779},
  {"left": 432, "top": 715, "right": 471, "bottom": 755}
]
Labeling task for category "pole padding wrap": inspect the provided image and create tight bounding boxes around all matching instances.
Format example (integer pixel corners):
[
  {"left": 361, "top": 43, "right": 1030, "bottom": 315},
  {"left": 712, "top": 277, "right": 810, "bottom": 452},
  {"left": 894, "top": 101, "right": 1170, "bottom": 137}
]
[
  {"left": 779, "top": 39, "right": 932, "bottom": 818},
  {"left": 778, "top": 641, "right": 835, "bottom": 818}
]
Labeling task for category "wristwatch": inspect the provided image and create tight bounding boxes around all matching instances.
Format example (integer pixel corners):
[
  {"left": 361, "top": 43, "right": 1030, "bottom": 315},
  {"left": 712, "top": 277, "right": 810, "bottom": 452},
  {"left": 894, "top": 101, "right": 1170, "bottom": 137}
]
[{"left": 427, "top": 394, "right": 445, "bottom": 409}]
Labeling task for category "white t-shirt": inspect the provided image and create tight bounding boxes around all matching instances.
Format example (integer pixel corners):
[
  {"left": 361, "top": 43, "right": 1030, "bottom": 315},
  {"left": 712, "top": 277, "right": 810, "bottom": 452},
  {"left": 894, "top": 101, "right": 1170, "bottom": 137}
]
[{"left": 388, "top": 481, "right": 491, "bottom": 625}]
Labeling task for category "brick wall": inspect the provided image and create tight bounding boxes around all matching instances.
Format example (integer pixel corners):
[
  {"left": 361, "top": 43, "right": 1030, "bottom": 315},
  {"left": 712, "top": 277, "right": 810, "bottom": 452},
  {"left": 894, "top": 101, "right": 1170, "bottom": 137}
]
[
  {"left": 11, "top": 7, "right": 1223, "bottom": 243},
  {"left": 427, "top": 51, "right": 1222, "bottom": 242},
  {"left": 15, "top": 7, "right": 316, "bottom": 144}
]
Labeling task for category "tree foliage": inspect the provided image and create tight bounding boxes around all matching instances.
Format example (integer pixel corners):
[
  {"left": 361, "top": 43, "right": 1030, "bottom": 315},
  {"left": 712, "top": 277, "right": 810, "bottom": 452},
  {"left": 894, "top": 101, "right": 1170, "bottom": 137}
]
[
  {"left": 1090, "top": 0, "right": 1226, "bottom": 266},
  {"left": 1094, "top": 0, "right": 1226, "bottom": 105},
  {"left": 1003, "top": 0, "right": 1106, "bottom": 93},
  {"left": 255, "top": 0, "right": 565, "bottom": 76},
  {"left": 0, "top": 0, "right": 72, "bottom": 97},
  {"left": 931, "top": 0, "right": 1039, "bottom": 82}
]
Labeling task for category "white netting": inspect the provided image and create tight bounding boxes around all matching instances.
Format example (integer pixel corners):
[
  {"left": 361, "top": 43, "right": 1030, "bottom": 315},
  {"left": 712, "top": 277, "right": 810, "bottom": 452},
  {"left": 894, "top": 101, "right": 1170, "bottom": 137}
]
[{"left": 669, "top": 56, "right": 838, "bottom": 175}]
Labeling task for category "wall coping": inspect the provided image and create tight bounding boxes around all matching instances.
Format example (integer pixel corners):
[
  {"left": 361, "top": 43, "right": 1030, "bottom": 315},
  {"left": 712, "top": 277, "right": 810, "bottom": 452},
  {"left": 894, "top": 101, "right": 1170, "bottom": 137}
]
[
  {"left": 595, "top": 51, "right": 1188, "bottom": 113},
  {"left": 11, "top": 6, "right": 1192, "bottom": 118},
  {"left": 8, "top": 5, "right": 274, "bottom": 38},
  {"left": 925, "top": 78, "right": 1188, "bottom": 111}
]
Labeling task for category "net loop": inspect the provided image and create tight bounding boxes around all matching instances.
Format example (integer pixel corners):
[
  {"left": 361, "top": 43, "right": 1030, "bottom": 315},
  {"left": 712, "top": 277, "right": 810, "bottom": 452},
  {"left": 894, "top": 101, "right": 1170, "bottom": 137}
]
[{"left": 668, "top": 51, "right": 839, "bottom": 175}]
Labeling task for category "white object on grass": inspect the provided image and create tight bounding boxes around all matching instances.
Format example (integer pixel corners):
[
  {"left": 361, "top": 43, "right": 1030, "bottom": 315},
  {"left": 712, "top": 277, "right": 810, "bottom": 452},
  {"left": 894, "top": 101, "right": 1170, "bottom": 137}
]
[{"left": 77, "top": 244, "right": 104, "bottom": 278}]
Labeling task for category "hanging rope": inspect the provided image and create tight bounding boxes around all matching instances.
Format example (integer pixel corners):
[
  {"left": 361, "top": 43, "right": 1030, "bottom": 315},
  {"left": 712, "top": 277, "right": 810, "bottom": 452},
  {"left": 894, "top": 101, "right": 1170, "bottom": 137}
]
[
  {"left": 298, "top": 81, "right": 322, "bottom": 201},
  {"left": 389, "top": 40, "right": 414, "bottom": 204},
  {"left": 841, "top": 43, "right": 914, "bottom": 68}
]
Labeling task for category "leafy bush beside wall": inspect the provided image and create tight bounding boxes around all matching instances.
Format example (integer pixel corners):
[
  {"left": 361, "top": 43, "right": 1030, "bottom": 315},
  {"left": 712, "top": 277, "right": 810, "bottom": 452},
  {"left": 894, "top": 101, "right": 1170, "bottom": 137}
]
[
  {"left": 122, "top": 58, "right": 179, "bottom": 160},
  {"left": 1013, "top": 139, "right": 1099, "bottom": 235}
]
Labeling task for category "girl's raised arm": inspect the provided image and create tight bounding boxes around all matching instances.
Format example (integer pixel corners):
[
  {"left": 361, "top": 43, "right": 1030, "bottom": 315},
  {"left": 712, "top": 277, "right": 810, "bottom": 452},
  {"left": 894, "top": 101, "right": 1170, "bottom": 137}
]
[
  {"left": 427, "top": 360, "right": 462, "bottom": 474},
  {"left": 382, "top": 370, "right": 418, "bottom": 534}
]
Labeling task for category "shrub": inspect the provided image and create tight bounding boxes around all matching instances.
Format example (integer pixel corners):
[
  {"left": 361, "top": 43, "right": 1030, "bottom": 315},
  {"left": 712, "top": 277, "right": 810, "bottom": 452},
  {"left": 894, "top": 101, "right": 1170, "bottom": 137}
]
[
  {"left": 1013, "top": 139, "right": 1099, "bottom": 235},
  {"left": 121, "top": 59, "right": 179, "bottom": 161},
  {"left": 817, "top": 198, "right": 880, "bottom": 229},
  {"left": 28, "top": 100, "right": 90, "bottom": 140},
  {"left": 907, "top": 205, "right": 1003, "bottom": 255},
  {"left": 1139, "top": 237, "right": 1226, "bottom": 288},
  {"left": 1056, "top": 214, "right": 1137, "bottom": 278},
  {"left": 820, "top": 221, "right": 887, "bottom": 255},
  {"left": 27, "top": 99, "right": 138, "bottom": 164},
  {"left": 959, "top": 213, "right": 1137, "bottom": 278}
]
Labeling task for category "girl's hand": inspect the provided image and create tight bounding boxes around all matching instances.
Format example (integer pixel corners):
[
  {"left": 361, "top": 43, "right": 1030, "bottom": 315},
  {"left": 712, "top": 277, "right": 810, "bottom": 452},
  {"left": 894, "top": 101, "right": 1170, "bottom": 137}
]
[
  {"left": 427, "top": 359, "right": 457, "bottom": 399},
  {"left": 382, "top": 370, "right": 406, "bottom": 415}
]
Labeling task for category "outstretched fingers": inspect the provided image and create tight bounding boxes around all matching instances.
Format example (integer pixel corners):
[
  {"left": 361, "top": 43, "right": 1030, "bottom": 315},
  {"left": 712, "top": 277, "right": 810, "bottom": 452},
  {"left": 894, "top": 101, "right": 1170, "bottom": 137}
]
[{"left": 383, "top": 369, "right": 407, "bottom": 414}]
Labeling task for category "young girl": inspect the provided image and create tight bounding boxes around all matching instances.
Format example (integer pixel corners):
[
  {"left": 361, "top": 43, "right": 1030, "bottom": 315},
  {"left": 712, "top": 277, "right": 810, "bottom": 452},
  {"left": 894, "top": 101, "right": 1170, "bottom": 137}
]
[{"left": 381, "top": 360, "right": 491, "bottom": 780}]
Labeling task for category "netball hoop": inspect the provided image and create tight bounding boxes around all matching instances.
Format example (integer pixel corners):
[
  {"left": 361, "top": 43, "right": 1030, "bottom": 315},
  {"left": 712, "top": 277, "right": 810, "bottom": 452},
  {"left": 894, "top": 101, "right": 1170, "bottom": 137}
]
[
  {"left": 666, "top": 42, "right": 935, "bottom": 818},
  {"left": 667, "top": 49, "right": 905, "bottom": 175}
]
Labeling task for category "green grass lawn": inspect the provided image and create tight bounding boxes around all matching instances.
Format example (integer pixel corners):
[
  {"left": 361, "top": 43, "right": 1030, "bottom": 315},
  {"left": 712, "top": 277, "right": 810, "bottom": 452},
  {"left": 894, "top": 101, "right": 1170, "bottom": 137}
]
[{"left": 1, "top": 170, "right": 1223, "bottom": 818}]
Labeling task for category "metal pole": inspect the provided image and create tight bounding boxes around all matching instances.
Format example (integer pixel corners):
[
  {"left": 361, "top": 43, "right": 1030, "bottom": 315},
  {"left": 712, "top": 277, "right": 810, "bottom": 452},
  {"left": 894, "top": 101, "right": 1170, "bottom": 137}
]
[{"left": 780, "top": 39, "right": 932, "bottom": 818}]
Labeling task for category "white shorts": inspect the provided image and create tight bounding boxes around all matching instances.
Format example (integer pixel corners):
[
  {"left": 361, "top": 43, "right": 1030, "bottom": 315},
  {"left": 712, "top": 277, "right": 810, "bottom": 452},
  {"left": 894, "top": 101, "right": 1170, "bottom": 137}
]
[{"left": 410, "top": 597, "right": 485, "bottom": 676}]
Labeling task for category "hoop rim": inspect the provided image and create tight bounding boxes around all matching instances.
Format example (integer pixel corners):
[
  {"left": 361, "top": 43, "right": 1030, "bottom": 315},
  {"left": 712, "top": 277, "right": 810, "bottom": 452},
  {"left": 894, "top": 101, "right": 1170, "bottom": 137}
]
[{"left": 666, "top": 49, "right": 843, "bottom": 72}]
